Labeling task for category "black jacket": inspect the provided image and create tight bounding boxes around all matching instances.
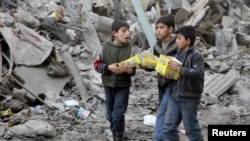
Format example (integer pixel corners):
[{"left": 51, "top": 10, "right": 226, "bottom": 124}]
[{"left": 176, "top": 47, "right": 204, "bottom": 98}]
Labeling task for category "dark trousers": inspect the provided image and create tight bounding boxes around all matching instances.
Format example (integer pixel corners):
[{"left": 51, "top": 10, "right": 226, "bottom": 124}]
[{"left": 104, "top": 86, "right": 130, "bottom": 134}]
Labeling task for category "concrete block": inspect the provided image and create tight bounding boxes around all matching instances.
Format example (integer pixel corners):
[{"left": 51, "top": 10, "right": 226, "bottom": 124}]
[
  {"left": 221, "top": 16, "right": 235, "bottom": 28},
  {"left": 175, "top": 0, "right": 191, "bottom": 23}
]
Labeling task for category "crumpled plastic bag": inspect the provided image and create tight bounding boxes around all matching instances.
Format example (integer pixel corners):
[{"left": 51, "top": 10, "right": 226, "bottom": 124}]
[{"left": 143, "top": 114, "right": 156, "bottom": 126}]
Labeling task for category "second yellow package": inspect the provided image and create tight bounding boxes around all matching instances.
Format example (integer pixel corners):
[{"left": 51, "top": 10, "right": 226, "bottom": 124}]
[
  {"left": 140, "top": 54, "right": 158, "bottom": 69},
  {"left": 155, "top": 54, "right": 182, "bottom": 80}
]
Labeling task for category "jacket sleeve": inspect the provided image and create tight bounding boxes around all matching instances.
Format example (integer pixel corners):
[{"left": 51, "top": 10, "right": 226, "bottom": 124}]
[{"left": 94, "top": 46, "right": 109, "bottom": 75}]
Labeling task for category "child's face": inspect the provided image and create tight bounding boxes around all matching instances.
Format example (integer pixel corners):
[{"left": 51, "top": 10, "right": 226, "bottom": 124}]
[
  {"left": 113, "top": 27, "right": 130, "bottom": 45},
  {"left": 176, "top": 33, "right": 190, "bottom": 50},
  {"left": 156, "top": 23, "right": 172, "bottom": 42}
]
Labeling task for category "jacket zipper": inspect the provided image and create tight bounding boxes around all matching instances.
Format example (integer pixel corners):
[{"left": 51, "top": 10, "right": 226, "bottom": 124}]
[{"left": 176, "top": 51, "right": 188, "bottom": 97}]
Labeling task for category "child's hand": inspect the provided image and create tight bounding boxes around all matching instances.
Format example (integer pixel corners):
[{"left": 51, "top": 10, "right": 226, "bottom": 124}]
[
  {"left": 119, "top": 62, "right": 133, "bottom": 74},
  {"left": 108, "top": 63, "right": 124, "bottom": 74},
  {"left": 124, "top": 64, "right": 133, "bottom": 74},
  {"left": 168, "top": 61, "right": 181, "bottom": 72}
]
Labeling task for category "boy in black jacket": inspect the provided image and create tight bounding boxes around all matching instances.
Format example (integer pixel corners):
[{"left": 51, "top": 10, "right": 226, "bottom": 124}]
[{"left": 159, "top": 26, "right": 204, "bottom": 141}]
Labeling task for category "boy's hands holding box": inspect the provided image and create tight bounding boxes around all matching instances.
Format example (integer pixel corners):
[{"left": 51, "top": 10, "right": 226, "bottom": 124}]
[
  {"left": 118, "top": 61, "right": 133, "bottom": 74},
  {"left": 122, "top": 55, "right": 141, "bottom": 68},
  {"left": 164, "top": 61, "right": 181, "bottom": 79},
  {"left": 139, "top": 49, "right": 158, "bottom": 69},
  {"left": 109, "top": 62, "right": 133, "bottom": 74},
  {"left": 155, "top": 54, "right": 182, "bottom": 80},
  {"left": 168, "top": 61, "right": 181, "bottom": 73},
  {"left": 109, "top": 63, "right": 124, "bottom": 74}
]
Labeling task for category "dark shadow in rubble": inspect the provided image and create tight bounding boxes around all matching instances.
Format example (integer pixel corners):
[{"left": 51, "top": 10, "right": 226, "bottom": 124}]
[{"left": 38, "top": 17, "right": 71, "bottom": 44}]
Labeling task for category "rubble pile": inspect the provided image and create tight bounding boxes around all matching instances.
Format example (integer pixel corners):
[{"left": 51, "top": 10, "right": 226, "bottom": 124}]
[{"left": 0, "top": 0, "right": 250, "bottom": 141}]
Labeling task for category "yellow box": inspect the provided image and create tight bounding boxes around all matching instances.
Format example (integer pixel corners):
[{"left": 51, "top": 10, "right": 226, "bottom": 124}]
[
  {"left": 155, "top": 54, "right": 182, "bottom": 80},
  {"left": 140, "top": 54, "right": 158, "bottom": 69},
  {"left": 120, "top": 54, "right": 141, "bottom": 67}
]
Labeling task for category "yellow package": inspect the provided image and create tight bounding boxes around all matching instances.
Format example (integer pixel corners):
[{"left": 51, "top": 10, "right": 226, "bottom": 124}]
[
  {"left": 155, "top": 54, "right": 182, "bottom": 80},
  {"left": 140, "top": 54, "right": 158, "bottom": 69},
  {"left": 119, "top": 54, "right": 141, "bottom": 67},
  {"left": 49, "top": 8, "right": 65, "bottom": 21},
  {"left": 0, "top": 108, "right": 12, "bottom": 118}
]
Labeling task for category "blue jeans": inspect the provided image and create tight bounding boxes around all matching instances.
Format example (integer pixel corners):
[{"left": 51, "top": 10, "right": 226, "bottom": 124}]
[
  {"left": 158, "top": 97, "right": 203, "bottom": 141},
  {"left": 158, "top": 86, "right": 166, "bottom": 104},
  {"left": 154, "top": 87, "right": 170, "bottom": 141},
  {"left": 104, "top": 86, "right": 129, "bottom": 134}
]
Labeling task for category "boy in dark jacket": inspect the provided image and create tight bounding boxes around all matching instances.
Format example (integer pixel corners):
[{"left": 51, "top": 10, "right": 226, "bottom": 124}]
[
  {"left": 94, "top": 20, "right": 135, "bottom": 141},
  {"left": 159, "top": 26, "right": 204, "bottom": 141}
]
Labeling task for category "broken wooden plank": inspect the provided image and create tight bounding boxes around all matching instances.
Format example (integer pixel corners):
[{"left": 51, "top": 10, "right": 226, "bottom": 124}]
[
  {"left": 184, "top": 0, "right": 209, "bottom": 26},
  {"left": 205, "top": 47, "right": 250, "bottom": 61},
  {"left": 10, "top": 75, "right": 50, "bottom": 108},
  {"left": 0, "top": 86, "right": 27, "bottom": 103}
]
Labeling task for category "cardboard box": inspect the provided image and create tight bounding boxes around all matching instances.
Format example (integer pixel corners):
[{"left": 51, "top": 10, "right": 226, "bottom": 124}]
[
  {"left": 140, "top": 54, "right": 158, "bottom": 69},
  {"left": 119, "top": 54, "right": 141, "bottom": 68},
  {"left": 155, "top": 54, "right": 182, "bottom": 80}
]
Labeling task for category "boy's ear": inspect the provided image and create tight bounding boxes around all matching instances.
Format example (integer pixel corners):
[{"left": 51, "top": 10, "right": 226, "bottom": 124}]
[
  {"left": 169, "top": 27, "right": 174, "bottom": 33},
  {"left": 112, "top": 31, "right": 117, "bottom": 36},
  {"left": 186, "top": 38, "right": 191, "bottom": 45}
]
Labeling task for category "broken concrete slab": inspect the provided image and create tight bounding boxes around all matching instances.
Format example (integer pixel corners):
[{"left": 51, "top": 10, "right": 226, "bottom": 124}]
[
  {"left": 84, "top": 11, "right": 113, "bottom": 41},
  {"left": 174, "top": 0, "right": 191, "bottom": 23},
  {"left": 0, "top": 23, "right": 53, "bottom": 66},
  {"left": 234, "top": 82, "right": 250, "bottom": 101},
  {"left": 203, "top": 69, "right": 240, "bottom": 99},
  {"left": 4, "top": 119, "right": 56, "bottom": 139},
  {"left": 60, "top": 51, "right": 89, "bottom": 101},
  {"left": 14, "top": 65, "right": 71, "bottom": 99},
  {"left": 81, "top": 23, "right": 101, "bottom": 52},
  {"left": 221, "top": 16, "right": 235, "bottom": 28}
]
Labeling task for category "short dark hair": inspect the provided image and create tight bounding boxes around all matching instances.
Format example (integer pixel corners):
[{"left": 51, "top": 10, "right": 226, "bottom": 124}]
[
  {"left": 156, "top": 14, "right": 175, "bottom": 29},
  {"left": 176, "top": 26, "right": 196, "bottom": 46},
  {"left": 111, "top": 20, "right": 129, "bottom": 32}
]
